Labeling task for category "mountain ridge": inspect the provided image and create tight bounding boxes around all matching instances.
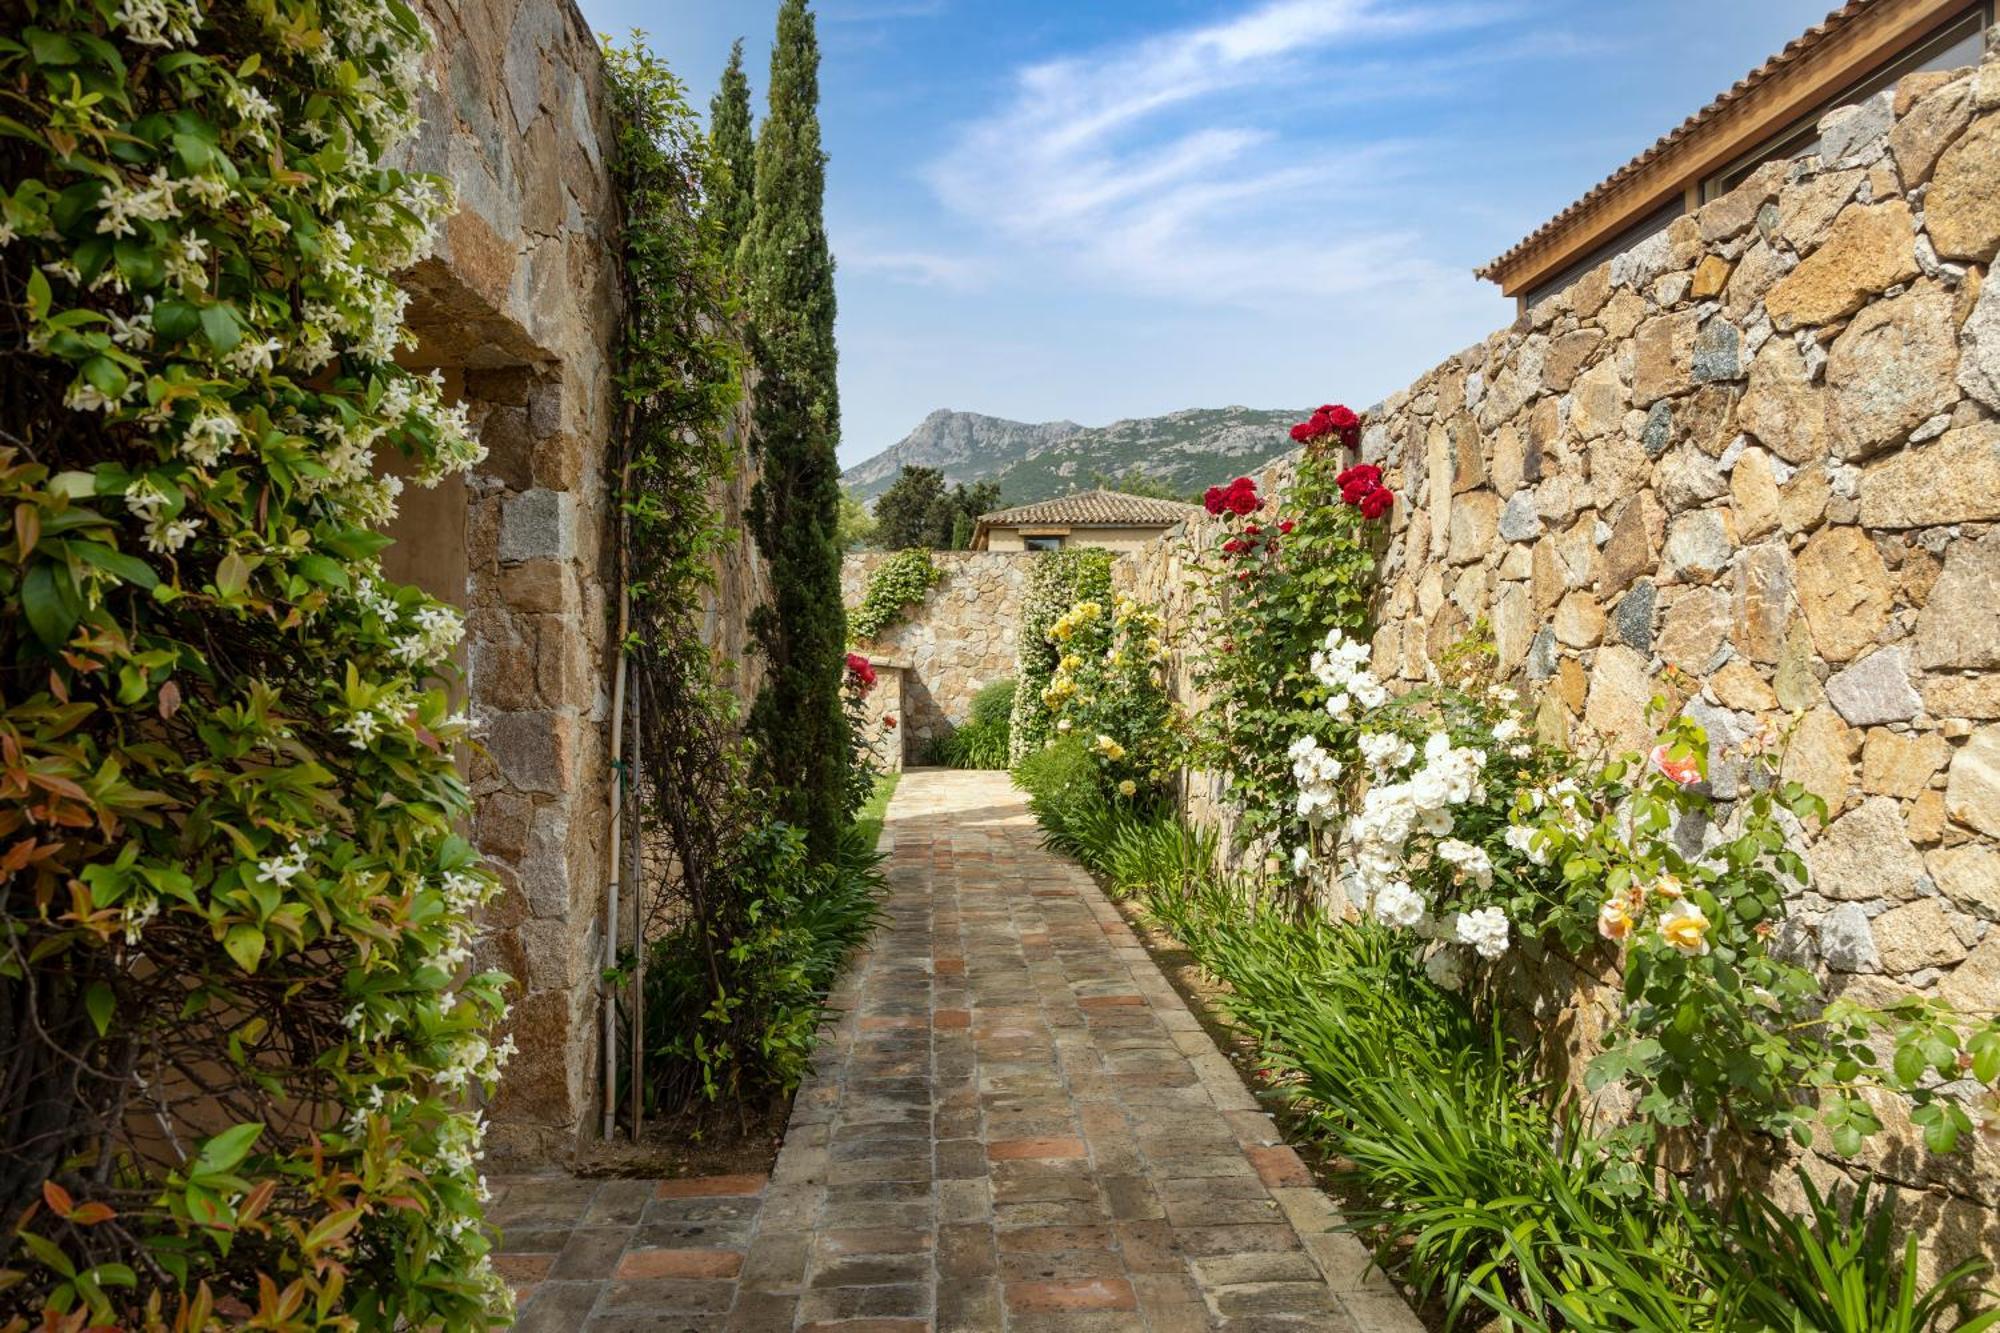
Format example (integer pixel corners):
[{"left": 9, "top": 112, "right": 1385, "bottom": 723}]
[{"left": 842, "top": 405, "right": 1303, "bottom": 507}]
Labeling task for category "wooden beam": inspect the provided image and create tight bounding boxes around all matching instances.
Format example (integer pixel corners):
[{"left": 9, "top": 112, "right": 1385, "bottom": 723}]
[{"left": 1491, "top": 0, "right": 1976, "bottom": 297}]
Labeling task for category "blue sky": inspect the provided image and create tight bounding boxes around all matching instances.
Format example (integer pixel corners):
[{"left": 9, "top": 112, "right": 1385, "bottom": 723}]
[{"left": 573, "top": 0, "right": 1836, "bottom": 467}]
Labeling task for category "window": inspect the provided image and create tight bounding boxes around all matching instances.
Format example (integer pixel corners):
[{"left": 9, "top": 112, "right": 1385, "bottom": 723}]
[
  {"left": 1700, "top": 4, "right": 1992, "bottom": 203},
  {"left": 1023, "top": 534, "right": 1064, "bottom": 552},
  {"left": 1524, "top": 197, "right": 1685, "bottom": 311}
]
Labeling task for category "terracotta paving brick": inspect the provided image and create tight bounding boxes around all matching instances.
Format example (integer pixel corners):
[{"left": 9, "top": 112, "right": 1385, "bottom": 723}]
[
  {"left": 1003, "top": 1277, "right": 1139, "bottom": 1312},
  {"left": 614, "top": 1248, "right": 745, "bottom": 1280},
  {"left": 654, "top": 1173, "right": 769, "bottom": 1200},
  {"left": 985, "top": 1136, "right": 1089, "bottom": 1161},
  {"left": 478, "top": 773, "right": 1420, "bottom": 1331}
]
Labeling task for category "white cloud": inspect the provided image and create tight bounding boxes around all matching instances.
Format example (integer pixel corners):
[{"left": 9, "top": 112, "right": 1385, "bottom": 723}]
[
  {"left": 838, "top": 242, "right": 985, "bottom": 289},
  {"left": 924, "top": 0, "right": 1531, "bottom": 309}
]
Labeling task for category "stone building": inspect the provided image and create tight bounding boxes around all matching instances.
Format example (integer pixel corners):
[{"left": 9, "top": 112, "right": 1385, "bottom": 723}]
[
  {"left": 382, "top": 0, "right": 766, "bottom": 1160},
  {"left": 971, "top": 489, "right": 1202, "bottom": 552}
]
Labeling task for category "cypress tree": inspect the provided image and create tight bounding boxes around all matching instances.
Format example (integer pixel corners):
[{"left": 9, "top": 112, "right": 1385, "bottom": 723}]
[
  {"left": 709, "top": 39, "right": 756, "bottom": 259},
  {"left": 743, "top": 0, "right": 849, "bottom": 858}
]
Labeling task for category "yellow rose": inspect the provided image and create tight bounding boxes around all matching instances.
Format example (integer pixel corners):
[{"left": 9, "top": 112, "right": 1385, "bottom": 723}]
[
  {"left": 1658, "top": 900, "right": 1710, "bottom": 956},
  {"left": 1118, "top": 779, "right": 1137, "bottom": 798},
  {"left": 1597, "top": 899, "right": 1634, "bottom": 943}
]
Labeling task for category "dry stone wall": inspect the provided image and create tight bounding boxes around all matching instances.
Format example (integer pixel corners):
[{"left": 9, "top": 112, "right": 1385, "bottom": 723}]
[
  {"left": 396, "top": 0, "right": 769, "bottom": 1160},
  {"left": 1124, "top": 58, "right": 2000, "bottom": 1268},
  {"left": 842, "top": 552, "right": 1033, "bottom": 754}
]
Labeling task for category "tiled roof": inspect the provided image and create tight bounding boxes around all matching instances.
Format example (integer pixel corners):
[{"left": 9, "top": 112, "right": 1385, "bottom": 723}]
[
  {"left": 977, "top": 489, "right": 1203, "bottom": 528},
  {"left": 1476, "top": 0, "right": 1874, "bottom": 281}
]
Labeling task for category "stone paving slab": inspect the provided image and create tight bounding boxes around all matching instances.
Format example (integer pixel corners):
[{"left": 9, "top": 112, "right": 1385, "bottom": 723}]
[{"left": 491, "top": 769, "right": 1421, "bottom": 1331}]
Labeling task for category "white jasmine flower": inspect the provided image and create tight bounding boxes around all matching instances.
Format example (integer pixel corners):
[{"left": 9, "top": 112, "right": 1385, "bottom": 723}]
[
  {"left": 143, "top": 514, "right": 199, "bottom": 554},
  {"left": 256, "top": 844, "right": 309, "bottom": 886}
]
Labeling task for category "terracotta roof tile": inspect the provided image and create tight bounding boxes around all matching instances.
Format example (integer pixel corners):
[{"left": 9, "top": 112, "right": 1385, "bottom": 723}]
[
  {"left": 977, "top": 489, "right": 1202, "bottom": 528},
  {"left": 1476, "top": 0, "right": 1874, "bottom": 282}
]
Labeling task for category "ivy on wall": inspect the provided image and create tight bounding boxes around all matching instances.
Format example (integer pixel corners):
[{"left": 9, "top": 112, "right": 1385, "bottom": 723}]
[
  {"left": 0, "top": 2, "right": 509, "bottom": 1325},
  {"left": 846, "top": 548, "right": 942, "bottom": 643}
]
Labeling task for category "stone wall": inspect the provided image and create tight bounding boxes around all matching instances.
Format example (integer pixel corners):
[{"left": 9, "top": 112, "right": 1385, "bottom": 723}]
[
  {"left": 394, "top": 2, "right": 774, "bottom": 1160},
  {"left": 842, "top": 552, "right": 1034, "bottom": 754},
  {"left": 1123, "top": 59, "right": 2000, "bottom": 1268},
  {"left": 395, "top": 0, "right": 623, "bottom": 1161}
]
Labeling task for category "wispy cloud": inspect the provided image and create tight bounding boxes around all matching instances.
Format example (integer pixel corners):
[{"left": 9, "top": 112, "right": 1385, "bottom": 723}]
[
  {"left": 838, "top": 240, "right": 985, "bottom": 289},
  {"left": 923, "top": 0, "right": 1549, "bottom": 308}
]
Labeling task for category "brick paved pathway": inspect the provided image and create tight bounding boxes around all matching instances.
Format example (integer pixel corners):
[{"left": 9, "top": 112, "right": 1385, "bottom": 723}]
[{"left": 489, "top": 770, "right": 1420, "bottom": 1331}]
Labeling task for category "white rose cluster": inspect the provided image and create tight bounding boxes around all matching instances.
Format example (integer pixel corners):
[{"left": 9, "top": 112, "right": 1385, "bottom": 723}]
[
  {"left": 1311, "top": 629, "right": 1388, "bottom": 719},
  {"left": 1288, "top": 735, "right": 1343, "bottom": 824}
]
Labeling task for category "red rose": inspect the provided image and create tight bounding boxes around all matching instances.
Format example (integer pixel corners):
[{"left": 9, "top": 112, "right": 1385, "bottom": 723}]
[
  {"left": 883, "top": 714, "right": 898, "bottom": 729},
  {"left": 1339, "top": 425, "right": 1361, "bottom": 450},
  {"left": 1203, "top": 485, "right": 1225, "bottom": 515},
  {"left": 1359, "top": 487, "right": 1394, "bottom": 520},
  {"left": 1325, "top": 405, "right": 1359, "bottom": 431},
  {"left": 1336, "top": 463, "right": 1381, "bottom": 490},
  {"left": 1278, "top": 519, "right": 1295, "bottom": 534},
  {"left": 1288, "top": 421, "right": 1314, "bottom": 443},
  {"left": 844, "top": 652, "right": 877, "bottom": 692},
  {"left": 1221, "top": 538, "right": 1243, "bottom": 554},
  {"left": 1339, "top": 482, "right": 1370, "bottom": 507},
  {"left": 1243, "top": 522, "right": 1259, "bottom": 536}
]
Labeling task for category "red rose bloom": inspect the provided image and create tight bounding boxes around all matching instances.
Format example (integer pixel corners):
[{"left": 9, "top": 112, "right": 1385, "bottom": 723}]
[
  {"left": 1278, "top": 519, "right": 1295, "bottom": 534},
  {"left": 1336, "top": 463, "right": 1382, "bottom": 490},
  {"left": 845, "top": 652, "right": 877, "bottom": 692},
  {"left": 1224, "top": 477, "right": 1260, "bottom": 515},
  {"left": 1359, "top": 487, "right": 1395, "bottom": 520},
  {"left": 1288, "top": 421, "right": 1314, "bottom": 443},
  {"left": 1325, "top": 405, "right": 1358, "bottom": 431},
  {"left": 883, "top": 714, "right": 897, "bottom": 729},
  {"left": 1202, "top": 485, "right": 1226, "bottom": 515},
  {"left": 1243, "top": 522, "right": 1259, "bottom": 536}
]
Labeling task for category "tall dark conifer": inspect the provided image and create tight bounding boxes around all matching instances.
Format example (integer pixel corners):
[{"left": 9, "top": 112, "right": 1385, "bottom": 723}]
[
  {"left": 744, "top": 0, "right": 848, "bottom": 857},
  {"left": 709, "top": 39, "right": 756, "bottom": 259}
]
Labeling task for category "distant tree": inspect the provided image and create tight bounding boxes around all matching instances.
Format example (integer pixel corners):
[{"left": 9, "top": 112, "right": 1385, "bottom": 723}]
[
  {"left": 1090, "top": 467, "right": 1196, "bottom": 503},
  {"left": 709, "top": 39, "right": 756, "bottom": 262},
  {"left": 744, "top": 0, "right": 847, "bottom": 859},
  {"left": 874, "top": 465, "right": 948, "bottom": 549},
  {"left": 874, "top": 467, "right": 1003, "bottom": 548},
  {"left": 836, "top": 491, "right": 877, "bottom": 550}
]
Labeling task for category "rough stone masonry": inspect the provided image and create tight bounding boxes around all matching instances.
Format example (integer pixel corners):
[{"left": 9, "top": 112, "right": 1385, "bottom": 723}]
[{"left": 1121, "top": 54, "right": 2000, "bottom": 1278}]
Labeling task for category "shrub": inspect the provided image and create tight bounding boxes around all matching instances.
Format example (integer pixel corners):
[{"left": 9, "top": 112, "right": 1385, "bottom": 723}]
[
  {"left": 1038, "top": 592, "right": 1180, "bottom": 800},
  {"left": 927, "top": 678, "right": 1014, "bottom": 768},
  {"left": 644, "top": 820, "right": 884, "bottom": 1105}
]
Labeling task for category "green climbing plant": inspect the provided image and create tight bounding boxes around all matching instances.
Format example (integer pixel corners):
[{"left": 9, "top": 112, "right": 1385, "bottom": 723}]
[
  {"left": 0, "top": 1, "right": 511, "bottom": 1325},
  {"left": 846, "top": 547, "right": 942, "bottom": 642}
]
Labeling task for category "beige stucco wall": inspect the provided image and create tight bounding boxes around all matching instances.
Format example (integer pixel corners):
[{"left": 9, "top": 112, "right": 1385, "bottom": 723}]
[
  {"left": 984, "top": 524, "right": 1178, "bottom": 553},
  {"left": 1122, "top": 65, "right": 2000, "bottom": 1268}
]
